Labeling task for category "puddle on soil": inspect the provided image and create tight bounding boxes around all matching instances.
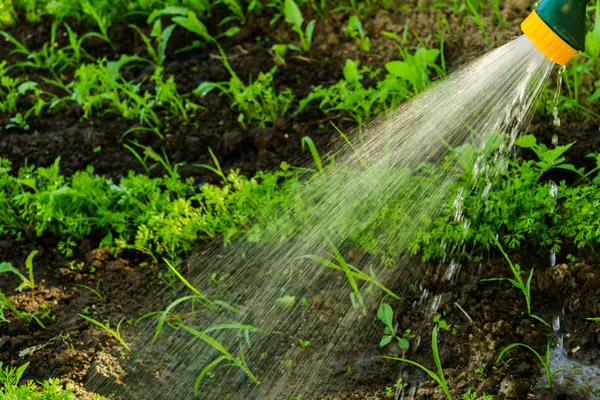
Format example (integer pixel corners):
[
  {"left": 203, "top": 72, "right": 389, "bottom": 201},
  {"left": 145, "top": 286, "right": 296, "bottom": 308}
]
[{"left": 539, "top": 344, "right": 600, "bottom": 398}]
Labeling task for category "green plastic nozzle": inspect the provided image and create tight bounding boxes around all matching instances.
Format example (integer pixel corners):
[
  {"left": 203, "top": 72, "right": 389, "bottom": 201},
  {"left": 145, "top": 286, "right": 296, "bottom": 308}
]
[{"left": 535, "top": 0, "right": 590, "bottom": 51}]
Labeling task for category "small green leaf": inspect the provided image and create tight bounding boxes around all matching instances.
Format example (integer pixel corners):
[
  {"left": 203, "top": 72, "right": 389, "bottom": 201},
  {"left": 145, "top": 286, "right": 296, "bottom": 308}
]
[
  {"left": 284, "top": 0, "right": 303, "bottom": 28},
  {"left": 379, "top": 335, "right": 393, "bottom": 347},
  {"left": 275, "top": 295, "right": 296, "bottom": 309},
  {"left": 515, "top": 134, "right": 537, "bottom": 149},
  {"left": 397, "top": 337, "right": 410, "bottom": 350}
]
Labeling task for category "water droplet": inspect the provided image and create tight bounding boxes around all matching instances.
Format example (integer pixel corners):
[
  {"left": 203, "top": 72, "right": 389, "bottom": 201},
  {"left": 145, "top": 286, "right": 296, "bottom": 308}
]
[
  {"left": 482, "top": 182, "right": 492, "bottom": 199},
  {"left": 446, "top": 261, "right": 459, "bottom": 281},
  {"left": 553, "top": 315, "right": 560, "bottom": 332},
  {"left": 552, "top": 66, "right": 566, "bottom": 128},
  {"left": 549, "top": 181, "right": 558, "bottom": 197},
  {"left": 550, "top": 250, "right": 557, "bottom": 267},
  {"left": 453, "top": 188, "right": 464, "bottom": 223},
  {"left": 552, "top": 134, "right": 559, "bottom": 146},
  {"left": 430, "top": 294, "right": 442, "bottom": 312}
]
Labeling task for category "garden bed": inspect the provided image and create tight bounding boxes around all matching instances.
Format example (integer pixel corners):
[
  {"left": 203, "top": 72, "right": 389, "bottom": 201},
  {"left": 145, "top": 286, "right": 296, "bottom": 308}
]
[{"left": 1, "top": 0, "right": 600, "bottom": 399}]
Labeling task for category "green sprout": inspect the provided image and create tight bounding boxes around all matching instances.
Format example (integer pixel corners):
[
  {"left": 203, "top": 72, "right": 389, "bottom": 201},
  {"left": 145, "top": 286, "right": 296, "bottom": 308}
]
[
  {"left": 497, "top": 342, "right": 568, "bottom": 389},
  {"left": 385, "top": 326, "right": 453, "bottom": 400}
]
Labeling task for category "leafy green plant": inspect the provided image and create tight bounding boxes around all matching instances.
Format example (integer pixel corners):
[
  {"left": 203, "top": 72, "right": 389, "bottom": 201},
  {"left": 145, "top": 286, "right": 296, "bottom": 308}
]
[
  {"left": 284, "top": 0, "right": 315, "bottom": 52},
  {"left": 197, "top": 66, "right": 294, "bottom": 128},
  {"left": 385, "top": 46, "right": 441, "bottom": 94},
  {"left": 385, "top": 326, "right": 453, "bottom": 400},
  {"left": 497, "top": 342, "right": 567, "bottom": 389},
  {"left": 0, "top": 360, "right": 92, "bottom": 399},
  {"left": 515, "top": 135, "right": 583, "bottom": 181},
  {"left": 298, "top": 59, "right": 406, "bottom": 134},
  {"left": 377, "top": 302, "right": 409, "bottom": 350},
  {"left": 345, "top": 15, "right": 370, "bottom": 52},
  {"left": 79, "top": 314, "right": 132, "bottom": 352},
  {"left": 0, "top": 0, "right": 17, "bottom": 28}
]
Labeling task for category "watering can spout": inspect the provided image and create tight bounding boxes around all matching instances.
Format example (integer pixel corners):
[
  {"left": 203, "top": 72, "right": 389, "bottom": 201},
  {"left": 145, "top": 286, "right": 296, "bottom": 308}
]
[{"left": 521, "top": 0, "right": 590, "bottom": 65}]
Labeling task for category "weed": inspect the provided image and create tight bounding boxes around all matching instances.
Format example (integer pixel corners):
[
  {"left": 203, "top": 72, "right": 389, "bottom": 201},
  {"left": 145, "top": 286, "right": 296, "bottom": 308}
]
[
  {"left": 385, "top": 326, "right": 453, "bottom": 400},
  {"left": 515, "top": 135, "right": 583, "bottom": 181},
  {"left": 298, "top": 338, "right": 311, "bottom": 347},
  {"left": 300, "top": 136, "right": 324, "bottom": 174},
  {"left": 79, "top": 314, "right": 132, "bottom": 352},
  {"left": 462, "top": 391, "right": 492, "bottom": 400},
  {"left": 497, "top": 342, "right": 568, "bottom": 389}
]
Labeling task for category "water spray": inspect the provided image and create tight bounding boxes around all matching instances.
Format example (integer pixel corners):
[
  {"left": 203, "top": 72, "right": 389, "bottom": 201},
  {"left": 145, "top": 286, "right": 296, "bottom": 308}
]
[{"left": 522, "top": 0, "right": 590, "bottom": 65}]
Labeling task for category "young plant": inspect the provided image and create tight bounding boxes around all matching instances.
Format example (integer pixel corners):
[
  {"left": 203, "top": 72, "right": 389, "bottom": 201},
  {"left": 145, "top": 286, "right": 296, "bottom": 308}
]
[
  {"left": 178, "top": 322, "right": 259, "bottom": 395},
  {"left": 345, "top": 15, "right": 370, "bottom": 52},
  {"left": 385, "top": 326, "right": 453, "bottom": 400},
  {"left": 284, "top": 0, "right": 315, "bottom": 52},
  {"left": 79, "top": 314, "right": 132, "bottom": 352},
  {"left": 303, "top": 242, "right": 399, "bottom": 316},
  {"left": 515, "top": 135, "right": 583, "bottom": 181},
  {"left": 377, "top": 302, "right": 409, "bottom": 350},
  {"left": 497, "top": 342, "right": 567, "bottom": 389},
  {"left": 197, "top": 66, "right": 294, "bottom": 128},
  {"left": 385, "top": 46, "right": 441, "bottom": 93},
  {"left": 130, "top": 19, "right": 176, "bottom": 67},
  {"left": 483, "top": 240, "right": 549, "bottom": 326},
  {"left": 0, "top": 291, "right": 45, "bottom": 328}
]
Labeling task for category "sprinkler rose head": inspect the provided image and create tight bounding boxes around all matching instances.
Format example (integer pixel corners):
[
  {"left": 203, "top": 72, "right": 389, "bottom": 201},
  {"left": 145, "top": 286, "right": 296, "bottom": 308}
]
[{"left": 521, "top": 0, "right": 589, "bottom": 66}]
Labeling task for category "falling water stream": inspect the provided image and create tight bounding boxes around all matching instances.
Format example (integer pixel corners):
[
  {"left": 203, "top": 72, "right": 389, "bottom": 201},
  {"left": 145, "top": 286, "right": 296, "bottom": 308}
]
[{"left": 88, "top": 36, "right": 556, "bottom": 399}]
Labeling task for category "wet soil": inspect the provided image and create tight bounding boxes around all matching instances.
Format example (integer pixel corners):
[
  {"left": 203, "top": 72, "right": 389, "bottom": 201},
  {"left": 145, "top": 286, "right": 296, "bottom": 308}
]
[
  {"left": 2, "top": 239, "right": 600, "bottom": 399},
  {"left": 1, "top": 0, "right": 600, "bottom": 399}
]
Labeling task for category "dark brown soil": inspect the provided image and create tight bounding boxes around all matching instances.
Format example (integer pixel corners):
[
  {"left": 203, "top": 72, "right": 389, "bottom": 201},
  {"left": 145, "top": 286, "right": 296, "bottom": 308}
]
[
  {"left": 2, "top": 0, "right": 600, "bottom": 399},
  {"left": 0, "top": 0, "right": 532, "bottom": 183}
]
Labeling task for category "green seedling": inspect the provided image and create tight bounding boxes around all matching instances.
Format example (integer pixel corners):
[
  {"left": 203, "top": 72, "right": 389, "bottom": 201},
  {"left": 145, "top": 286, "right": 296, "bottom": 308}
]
[
  {"left": 197, "top": 66, "right": 293, "bottom": 128},
  {"left": 76, "top": 281, "right": 103, "bottom": 300},
  {"left": 0, "top": 291, "right": 45, "bottom": 328},
  {"left": 304, "top": 242, "right": 399, "bottom": 316},
  {"left": 79, "top": 314, "right": 131, "bottom": 352},
  {"left": 346, "top": 15, "right": 370, "bottom": 52},
  {"left": 497, "top": 342, "right": 568, "bottom": 388},
  {"left": 0, "top": 250, "right": 37, "bottom": 292},
  {"left": 464, "top": 0, "right": 490, "bottom": 46},
  {"left": 483, "top": 239, "right": 549, "bottom": 327},
  {"left": 298, "top": 338, "right": 311, "bottom": 348},
  {"left": 377, "top": 302, "right": 409, "bottom": 350},
  {"left": 385, "top": 326, "right": 453, "bottom": 400},
  {"left": 284, "top": 0, "right": 315, "bottom": 52},
  {"left": 301, "top": 136, "right": 324, "bottom": 175},
  {"left": 462, "top": 391, "right": 493, "bottom": 400},
  {"left": 177, "top": 323, "right": 259, "bottom": 395},
  {"left": 130, "top": 19, "right": 176, "bottom": 67}
]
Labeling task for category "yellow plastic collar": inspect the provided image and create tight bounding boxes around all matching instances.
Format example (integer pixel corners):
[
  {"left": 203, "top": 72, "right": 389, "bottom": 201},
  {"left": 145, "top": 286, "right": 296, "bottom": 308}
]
[{"left": 521, "top": 10, "right": 579, "bottom": 66}]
